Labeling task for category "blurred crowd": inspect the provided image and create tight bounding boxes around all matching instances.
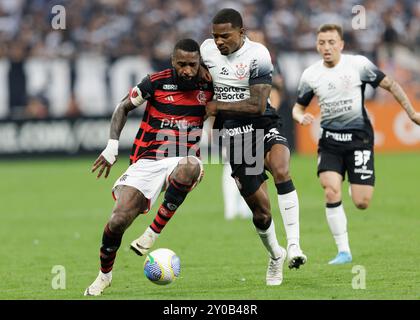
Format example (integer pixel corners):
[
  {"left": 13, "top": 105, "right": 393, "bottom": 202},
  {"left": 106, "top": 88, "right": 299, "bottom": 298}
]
[
  {"left": 0, "top": 0, "right": 419, "bottom": 119},
  {"left": 1, "top": 0, "right": 419, "bottom": 61}
]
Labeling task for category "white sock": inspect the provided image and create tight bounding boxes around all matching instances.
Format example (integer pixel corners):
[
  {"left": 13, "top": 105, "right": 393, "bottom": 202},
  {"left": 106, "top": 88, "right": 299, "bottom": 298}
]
[
  {"left": 326, "top": 203, "right": 351, "bottom": 253},
  {"left": 222, "top": 164, "right": 239, "bottom": 219},
  {"left": 277, "top": 190, "right": 300, "bottom": 248},
  {"left": 255, "top": 220, "right": 283, "bottom": 259}
]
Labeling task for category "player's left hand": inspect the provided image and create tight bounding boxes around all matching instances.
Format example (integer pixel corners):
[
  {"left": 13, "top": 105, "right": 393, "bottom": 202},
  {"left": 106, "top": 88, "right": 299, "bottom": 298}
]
[
  {"left": 206, "top": 101, "right": 218, "bottom": 117},
  {"left": 199, "top": 65, "right": 212, "bottom": 82},
  {"left": 300, "top": 113, "right": 315, "bottom": 126},
  {"left": 409, "top": 111, "right": 420, "bottom": 125}
]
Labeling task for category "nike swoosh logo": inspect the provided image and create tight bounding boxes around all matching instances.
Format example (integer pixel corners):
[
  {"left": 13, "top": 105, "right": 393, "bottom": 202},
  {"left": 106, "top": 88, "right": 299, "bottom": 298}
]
[
  {"left": 208, "top": 65, "right": 216, "bottom": 69},
  {"left": 361, "top": 175, "right": 372, "bottom": 180},
  {"left": 285, "top": 206, "right": 296, "bottom": 210}
]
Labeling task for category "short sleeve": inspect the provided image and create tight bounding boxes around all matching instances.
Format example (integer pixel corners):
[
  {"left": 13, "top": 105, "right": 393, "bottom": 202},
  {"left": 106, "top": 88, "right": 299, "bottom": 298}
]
[
  {"left": 356, "top": 55, "right": 386, "bottom": 88},
  {"left": 249, "top": 45, "right": 273, "bottom": 86},
  {"left": 296, "top": 71, "right": 314, "bottom": 107}
]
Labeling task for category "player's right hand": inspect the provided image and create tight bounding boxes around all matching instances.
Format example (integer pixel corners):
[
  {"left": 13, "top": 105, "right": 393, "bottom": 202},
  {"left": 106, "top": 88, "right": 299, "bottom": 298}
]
[
  {"left": 91, "top": 139, "right": 119, "bottom": 179},
  {"left": 409, "top": 111, "right": 420, "bottom": 125},
  {"left": 206, "top": 101, "right": 218, "bottom": 117}
]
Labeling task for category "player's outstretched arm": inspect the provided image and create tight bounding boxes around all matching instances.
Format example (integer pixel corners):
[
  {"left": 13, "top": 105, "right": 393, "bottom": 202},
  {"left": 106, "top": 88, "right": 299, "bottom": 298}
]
[
  {"left": 379, "top": 76, "right": 420, "bottom": 125},
  {"left": 292, "top": 103, "right": 315, "bottom": 126},
  {"left": 92, "top": 93, "right": 142, "bottom": 179},
  {"left": 206, "top": 83, "right": 271, "bottom": 117}
]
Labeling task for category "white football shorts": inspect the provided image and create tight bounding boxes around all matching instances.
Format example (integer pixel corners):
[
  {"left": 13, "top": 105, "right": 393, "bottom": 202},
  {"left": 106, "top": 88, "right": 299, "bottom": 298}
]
[{"left": 112, "top": 156, "right": 203, "bottom": 213}]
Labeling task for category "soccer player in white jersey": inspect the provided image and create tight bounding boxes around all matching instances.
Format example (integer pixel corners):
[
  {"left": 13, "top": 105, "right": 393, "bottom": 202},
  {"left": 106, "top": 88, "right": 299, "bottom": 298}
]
[
  {"left": 201, "top": 8, "right": 307, "bottom": 285},
  {"left": 292, "top": 24, "right": 420, "bottom": 265}
]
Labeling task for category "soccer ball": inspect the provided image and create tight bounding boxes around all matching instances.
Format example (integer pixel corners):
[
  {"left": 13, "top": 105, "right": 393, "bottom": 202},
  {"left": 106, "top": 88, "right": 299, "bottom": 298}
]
[{"left": 143, "top": 248, "right": 181, "bottom": 285}]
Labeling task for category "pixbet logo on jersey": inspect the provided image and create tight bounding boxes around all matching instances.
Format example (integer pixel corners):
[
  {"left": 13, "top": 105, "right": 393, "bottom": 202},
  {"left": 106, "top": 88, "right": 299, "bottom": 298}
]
[{"left": 160, "top": 118, "right": 201, "bottom": 130}]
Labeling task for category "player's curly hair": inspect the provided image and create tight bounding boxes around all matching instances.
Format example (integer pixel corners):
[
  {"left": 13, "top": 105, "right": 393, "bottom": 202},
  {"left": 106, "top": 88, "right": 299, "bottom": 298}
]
[
  {"left": 173, "top": 39, "right": 200, "bottom": 54},
  {"left": 212, "top": 8, "right": 243, "bottom": 28}
]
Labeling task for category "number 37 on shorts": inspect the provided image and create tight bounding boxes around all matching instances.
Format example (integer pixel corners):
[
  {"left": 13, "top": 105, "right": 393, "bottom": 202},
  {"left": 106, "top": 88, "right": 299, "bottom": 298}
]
[{"left": 352, "top": 149, "right": 374, "bottom": 185}]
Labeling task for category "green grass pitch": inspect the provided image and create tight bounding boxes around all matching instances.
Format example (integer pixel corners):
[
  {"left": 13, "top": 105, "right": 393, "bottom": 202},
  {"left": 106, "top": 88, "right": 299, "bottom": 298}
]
[{"left": 0, "top": 153, "right": 419, "bottom": 300}]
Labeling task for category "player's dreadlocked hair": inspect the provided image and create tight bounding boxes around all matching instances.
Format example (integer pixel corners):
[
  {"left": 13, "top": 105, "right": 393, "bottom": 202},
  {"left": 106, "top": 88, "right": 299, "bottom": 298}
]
[
  {"left": 173, "top": 38, "right": 200, "bottom": 54},
  {"left": 212, "top": 8, "right": 243, "bottom": 28}
]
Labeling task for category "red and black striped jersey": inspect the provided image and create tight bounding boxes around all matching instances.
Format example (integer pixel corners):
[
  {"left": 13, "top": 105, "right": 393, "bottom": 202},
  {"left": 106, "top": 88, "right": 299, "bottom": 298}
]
[{"left": 128, "top": 68, "right": 213, "bottom": 163}]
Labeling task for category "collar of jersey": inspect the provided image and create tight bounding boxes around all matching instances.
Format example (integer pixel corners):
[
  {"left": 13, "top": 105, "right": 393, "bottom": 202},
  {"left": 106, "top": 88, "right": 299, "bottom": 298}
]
[{"left": 227, "top": 36, "right": 250, "bottom": 58}]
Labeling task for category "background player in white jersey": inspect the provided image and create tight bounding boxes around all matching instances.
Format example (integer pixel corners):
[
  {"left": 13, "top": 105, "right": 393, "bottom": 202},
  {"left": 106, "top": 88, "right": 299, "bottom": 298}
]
[
  {"left": 292, "top": 24, "right": 420, "bottom": 265},
  {"left": 201, "top": 8, "right": 306, "bottom": 286}
]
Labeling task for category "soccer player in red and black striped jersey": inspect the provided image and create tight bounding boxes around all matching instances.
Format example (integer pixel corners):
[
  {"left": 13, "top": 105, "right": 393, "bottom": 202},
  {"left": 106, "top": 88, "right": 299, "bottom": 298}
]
[{"left": 84, "top": 39, "right": 213, "bottom": 296}]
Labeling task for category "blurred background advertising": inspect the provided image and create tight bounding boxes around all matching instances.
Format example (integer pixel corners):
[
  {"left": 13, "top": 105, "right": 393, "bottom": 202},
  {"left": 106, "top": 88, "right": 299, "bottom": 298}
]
[{"left": 0, "top": 0, "right": 418, "bottom": 157}]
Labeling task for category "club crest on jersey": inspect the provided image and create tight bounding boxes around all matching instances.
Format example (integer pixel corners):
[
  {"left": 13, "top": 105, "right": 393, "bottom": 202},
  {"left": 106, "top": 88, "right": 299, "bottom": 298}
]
[
  {"left": 340, "top": 75, "right": 352, "bottom": 90},
  {"left": 196, "top": 90, "right": 207, "bottom": 105},
  {"left": 235, "top": 63, "right": 248, "bottom": 80},
  {"left": 130, "top": 87, "right": 140, "bottom": 98}
]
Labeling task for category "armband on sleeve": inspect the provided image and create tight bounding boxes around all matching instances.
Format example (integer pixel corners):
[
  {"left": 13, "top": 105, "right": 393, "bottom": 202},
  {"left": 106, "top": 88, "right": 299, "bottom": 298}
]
[{"left": 129, "top": 86, "right": 146, "bottom": 107}]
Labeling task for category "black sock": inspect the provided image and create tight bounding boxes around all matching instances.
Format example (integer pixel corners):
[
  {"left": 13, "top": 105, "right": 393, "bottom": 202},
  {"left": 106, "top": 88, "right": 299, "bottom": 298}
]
[
  {"left": 275, "top": 180, "right": 295, "bottom": 195},
  {"left": 100, "top": 223, "right": 123, "bottom": 274},
  {"left": 150, "top": 178, "right": 192, "bottom": 234}
]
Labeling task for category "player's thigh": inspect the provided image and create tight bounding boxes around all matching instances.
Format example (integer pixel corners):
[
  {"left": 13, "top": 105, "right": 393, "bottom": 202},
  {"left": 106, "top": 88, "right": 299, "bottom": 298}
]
[
  {"left": 114, "top": 185, "right": 148, "bottom": 213},
  {"left": 318, "top": 149, "right": 345, "bottom": 178},
  {"left": 319, "top": 171, "right": 343, "bottom": 202},
  {"left": 264, "top": 143, "right": 291, "bottom": 182},
  {"left": 168, "top": 156, "right": 204, "bottom": 186},
  {"left": 349, "top": 184, "right": 374, "bottom": 209},
  {"left": 345, "top": 148, "right": 375, "bottom": 186},
  {"left": 230, "top": 162, "right": 269, "bottom": 199},
  {"left": 264, "top": 122, "right": 291, "bottom": 179},
  {"left": 112, "top": 160, "right": 167, "bottom": 213},
  {"left": 110, "top": 186, "right": 149, "bottom": 233}
]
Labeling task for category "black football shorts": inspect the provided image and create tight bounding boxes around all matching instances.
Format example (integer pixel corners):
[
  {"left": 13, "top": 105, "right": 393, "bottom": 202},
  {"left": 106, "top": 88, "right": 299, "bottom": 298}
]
[
  {"left": 317, "top": 128, "right": 375, "bottom": 186},
  {"left": 225, "top": 119, "right": 290, "bottom": 197}
]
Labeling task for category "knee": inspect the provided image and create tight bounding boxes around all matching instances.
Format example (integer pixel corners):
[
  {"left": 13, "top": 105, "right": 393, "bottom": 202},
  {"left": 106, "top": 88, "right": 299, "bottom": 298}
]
[
  {"left": 174, "top": 157, "right": 201, "bottom": 184},
  {"left": 109, "top": 208, "right": 135, "bottom": 234},
  {"left": 271, "top": 164, "right": 290, "bottom": 183},
  {"left": 323, "top": 185, "right": 341, "bottom": 203},
  {"left": 251, "top": 205, "right": 272, "bottom": 230},
  {"left": 353, "top": 198, "right": 370, "bottom": 210}
]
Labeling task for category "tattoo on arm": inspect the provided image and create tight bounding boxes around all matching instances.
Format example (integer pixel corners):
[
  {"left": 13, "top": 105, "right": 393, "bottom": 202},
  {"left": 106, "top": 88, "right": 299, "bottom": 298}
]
[
  {"left": 109, "top": 94, "right": 138, "bottom": 139},
  {"left": 217, "top": 83, "right": 271, "bottom": 116},
  {"left": 380, "top": 77, "right": 415, "bottom": 117}
]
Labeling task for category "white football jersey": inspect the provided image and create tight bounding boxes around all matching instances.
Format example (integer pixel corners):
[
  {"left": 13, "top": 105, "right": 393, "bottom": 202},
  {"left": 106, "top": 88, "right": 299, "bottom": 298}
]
[
  {"left": 200, "top": 37, "right": 277, "bottom": 127},
  {"left": 201, "top": 37, "right": 273, "bottom": 102},
  {"left": 297, "top": 54, "right": 385, "bottom": 131}
]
